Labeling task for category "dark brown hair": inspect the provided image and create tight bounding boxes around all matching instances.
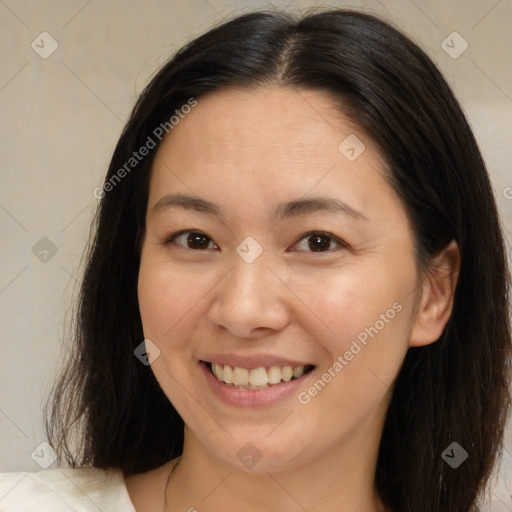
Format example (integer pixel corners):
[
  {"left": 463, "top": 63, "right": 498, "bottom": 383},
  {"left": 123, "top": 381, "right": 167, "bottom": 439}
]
[{"left": 46, "top": 8, "right": 512, "bottom": 511}]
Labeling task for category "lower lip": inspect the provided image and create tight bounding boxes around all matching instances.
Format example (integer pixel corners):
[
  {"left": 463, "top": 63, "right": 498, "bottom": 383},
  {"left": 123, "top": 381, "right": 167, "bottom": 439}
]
[{"left": 200, "top": 361, "right": 314, "bottom": 408}]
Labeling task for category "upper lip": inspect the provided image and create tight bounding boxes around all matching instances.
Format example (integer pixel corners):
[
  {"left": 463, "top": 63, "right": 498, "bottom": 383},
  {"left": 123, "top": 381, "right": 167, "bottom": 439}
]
[{"left": 201, "top": 354, "right": 315, "bottom": 370}]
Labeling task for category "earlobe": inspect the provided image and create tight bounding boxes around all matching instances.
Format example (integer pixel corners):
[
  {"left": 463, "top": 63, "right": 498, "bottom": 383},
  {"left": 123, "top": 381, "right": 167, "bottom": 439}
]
[{"left": 409, "top": 239, "right": 461, "bottom": 347}]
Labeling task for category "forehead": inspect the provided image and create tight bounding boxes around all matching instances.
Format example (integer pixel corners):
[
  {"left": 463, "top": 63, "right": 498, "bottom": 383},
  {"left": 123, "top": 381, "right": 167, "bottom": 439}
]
[
  {"left": 161, "top": 86, "right": 358, "bottom": 163},
  {"left": 147, "top": 85, "right": 402, "bottom": 227}
]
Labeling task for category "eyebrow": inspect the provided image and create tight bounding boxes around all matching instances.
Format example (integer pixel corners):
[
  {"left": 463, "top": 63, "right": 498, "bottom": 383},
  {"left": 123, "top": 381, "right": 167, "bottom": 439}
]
[{"left": 152, "top": 193, "right": 368, "bottom": 222}]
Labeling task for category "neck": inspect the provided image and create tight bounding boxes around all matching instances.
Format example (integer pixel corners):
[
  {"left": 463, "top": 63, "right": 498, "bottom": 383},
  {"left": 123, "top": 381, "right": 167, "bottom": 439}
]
[{"left": 165, "top": 416, "right": 387, "bottom": 512}]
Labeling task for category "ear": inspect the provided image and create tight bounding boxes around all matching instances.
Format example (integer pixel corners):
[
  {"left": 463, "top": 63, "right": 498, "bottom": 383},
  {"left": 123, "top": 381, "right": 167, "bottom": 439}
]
[{"left": 409, "top": 239, "right": 461, "bottom": 347}]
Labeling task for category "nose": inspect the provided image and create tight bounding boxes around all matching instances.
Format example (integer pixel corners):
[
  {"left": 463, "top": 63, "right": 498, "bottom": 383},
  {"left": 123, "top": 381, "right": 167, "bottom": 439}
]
[{"left": 207, "top": 252, "right": 290, "bottom": 339}]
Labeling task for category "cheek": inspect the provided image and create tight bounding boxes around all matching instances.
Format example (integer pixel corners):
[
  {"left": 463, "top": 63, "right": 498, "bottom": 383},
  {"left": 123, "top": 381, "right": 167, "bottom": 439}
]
[
  {"left": 289, "top": 261, "right": 417, "bottom": 417},
  {"left": 137, "top": 252, "right": 211, "bottom": 342},
  {"left": 136, "top": 253, "right": 208, "bottom": 407},
  {"left": 287, "top": 260, "right": 412, "bottom": 353},
  {"left": 291, "top": 270, "right": 413, "bottom": 434}
]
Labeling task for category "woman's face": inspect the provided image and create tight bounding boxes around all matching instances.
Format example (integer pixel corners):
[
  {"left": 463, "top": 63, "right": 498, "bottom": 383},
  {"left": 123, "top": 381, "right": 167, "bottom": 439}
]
[{"left": 138, "top": 86, "right": 423, "bottom": 472}]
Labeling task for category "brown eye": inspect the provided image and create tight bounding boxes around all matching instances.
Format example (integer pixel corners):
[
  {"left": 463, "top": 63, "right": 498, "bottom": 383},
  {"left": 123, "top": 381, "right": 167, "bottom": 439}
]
[
  {"left": 293, "top": 232, "right": 346, "bottom": 253},
  {"left": 168, "top": 231, "right": 218, "bottom": 250}
]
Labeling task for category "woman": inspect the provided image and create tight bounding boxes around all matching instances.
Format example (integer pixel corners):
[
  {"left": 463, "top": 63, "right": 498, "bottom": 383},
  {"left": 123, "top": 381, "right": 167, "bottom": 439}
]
[{"left": 1, "top": 7, "right": 510, "bottom": 512}]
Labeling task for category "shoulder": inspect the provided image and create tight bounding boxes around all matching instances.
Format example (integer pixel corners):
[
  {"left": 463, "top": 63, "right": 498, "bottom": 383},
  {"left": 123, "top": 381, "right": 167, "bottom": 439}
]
[{"left": 0, "top": 466, "right": 135, "bottom": 511}]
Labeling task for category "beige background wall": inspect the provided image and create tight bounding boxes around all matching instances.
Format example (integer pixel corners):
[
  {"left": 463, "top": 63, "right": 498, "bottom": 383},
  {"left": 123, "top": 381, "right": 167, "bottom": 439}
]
[{"left": 1, "top": 0, "right": 511, "bottom": 509}]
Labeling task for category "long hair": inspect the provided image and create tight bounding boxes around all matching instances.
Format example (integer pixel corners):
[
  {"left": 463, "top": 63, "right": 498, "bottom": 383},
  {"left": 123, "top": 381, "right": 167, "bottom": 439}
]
[{"left": 45, "top": 9, "right": 512, "bottom": 511}]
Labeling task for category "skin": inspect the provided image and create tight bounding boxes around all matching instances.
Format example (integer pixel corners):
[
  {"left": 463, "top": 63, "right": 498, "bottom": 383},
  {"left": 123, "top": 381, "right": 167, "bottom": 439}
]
[{"left": 126, "top": 86, "right": 460, "bottom": 512}]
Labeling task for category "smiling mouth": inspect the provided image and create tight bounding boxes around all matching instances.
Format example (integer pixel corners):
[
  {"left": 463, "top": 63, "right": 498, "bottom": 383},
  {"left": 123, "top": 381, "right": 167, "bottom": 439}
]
[{"left": 202, "top": 361, "right": 315, "bottom": 390}]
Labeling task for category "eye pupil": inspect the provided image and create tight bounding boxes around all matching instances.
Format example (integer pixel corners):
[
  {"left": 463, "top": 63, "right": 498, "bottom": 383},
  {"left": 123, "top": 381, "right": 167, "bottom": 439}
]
[
  {"left": 309, "top": 235, "right": 330, "bottom": 252},
  {"left": 187, "top": 233, "right": 209, "bottom": 249}
]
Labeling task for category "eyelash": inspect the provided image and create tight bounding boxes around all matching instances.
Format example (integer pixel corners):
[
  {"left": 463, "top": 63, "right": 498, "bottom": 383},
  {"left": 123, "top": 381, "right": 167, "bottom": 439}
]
[{"left": 164, "top": 230, "right": 348, "bottom": 253}]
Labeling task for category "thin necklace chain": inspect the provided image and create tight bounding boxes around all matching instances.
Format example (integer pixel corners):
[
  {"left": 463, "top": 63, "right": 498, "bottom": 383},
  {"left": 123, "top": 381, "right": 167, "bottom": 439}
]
[{"left": 162, "top": 456, "right": 181, "bottom": 512}]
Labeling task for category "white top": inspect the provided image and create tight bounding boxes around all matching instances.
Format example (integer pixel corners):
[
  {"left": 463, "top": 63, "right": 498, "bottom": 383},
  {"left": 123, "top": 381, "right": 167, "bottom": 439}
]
[{"left": 0, "top": 467, "right": 136, "bottom": 511}]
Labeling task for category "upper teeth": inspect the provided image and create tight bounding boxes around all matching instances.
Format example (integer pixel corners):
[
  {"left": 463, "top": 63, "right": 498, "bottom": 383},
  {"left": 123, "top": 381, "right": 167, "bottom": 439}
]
[{"left": 211, "top": 363, "right": 306, "bottom": 388}]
